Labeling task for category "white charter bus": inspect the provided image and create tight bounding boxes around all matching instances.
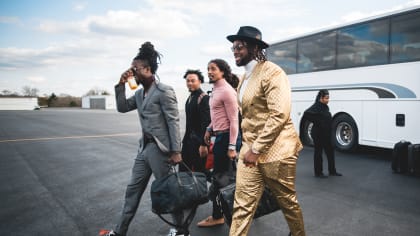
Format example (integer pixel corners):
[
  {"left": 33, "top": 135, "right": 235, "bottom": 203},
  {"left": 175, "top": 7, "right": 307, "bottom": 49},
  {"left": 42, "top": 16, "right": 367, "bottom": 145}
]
[{"left": 267, "top": 6, "right": 420, "bottom": 151}]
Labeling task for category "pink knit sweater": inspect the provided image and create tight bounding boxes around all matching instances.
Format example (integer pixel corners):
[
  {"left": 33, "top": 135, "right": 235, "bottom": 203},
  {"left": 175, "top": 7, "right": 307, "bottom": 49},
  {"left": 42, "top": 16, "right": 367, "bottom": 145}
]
[{"left": 208, "top": 79, "right": 239, "bottom": 145}]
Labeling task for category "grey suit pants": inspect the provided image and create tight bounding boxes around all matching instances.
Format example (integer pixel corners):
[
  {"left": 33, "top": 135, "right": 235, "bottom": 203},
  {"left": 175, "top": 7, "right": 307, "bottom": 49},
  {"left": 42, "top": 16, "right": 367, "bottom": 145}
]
[{"left": 115, "top": 142, "right": 184, "bottom": 235}]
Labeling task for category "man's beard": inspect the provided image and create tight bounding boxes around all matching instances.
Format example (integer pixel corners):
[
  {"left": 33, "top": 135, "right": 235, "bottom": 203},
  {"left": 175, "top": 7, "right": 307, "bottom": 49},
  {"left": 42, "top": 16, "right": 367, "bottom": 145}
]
[{"left": 236, "top": 54, "right": 253, "bottom": 67}]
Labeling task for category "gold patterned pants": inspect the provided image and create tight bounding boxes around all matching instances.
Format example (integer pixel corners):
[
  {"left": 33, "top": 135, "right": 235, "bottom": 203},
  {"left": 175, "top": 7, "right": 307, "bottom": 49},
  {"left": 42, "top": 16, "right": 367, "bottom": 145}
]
[{"left": 229, "top": 156, "right": 305, "bottom": 236}]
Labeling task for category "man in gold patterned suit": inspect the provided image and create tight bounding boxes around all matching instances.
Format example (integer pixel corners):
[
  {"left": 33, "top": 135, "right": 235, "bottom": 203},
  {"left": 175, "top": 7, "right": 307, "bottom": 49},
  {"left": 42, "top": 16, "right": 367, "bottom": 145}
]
[{"left": 227, "top": 26, "right": 306, "bottom": 236}]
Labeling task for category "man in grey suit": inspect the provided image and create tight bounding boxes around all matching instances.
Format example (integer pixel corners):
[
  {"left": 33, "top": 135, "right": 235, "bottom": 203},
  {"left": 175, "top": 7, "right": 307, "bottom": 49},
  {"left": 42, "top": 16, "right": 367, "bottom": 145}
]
[{"left": 100, "top": 42, "right": 186, "bottom": 236}]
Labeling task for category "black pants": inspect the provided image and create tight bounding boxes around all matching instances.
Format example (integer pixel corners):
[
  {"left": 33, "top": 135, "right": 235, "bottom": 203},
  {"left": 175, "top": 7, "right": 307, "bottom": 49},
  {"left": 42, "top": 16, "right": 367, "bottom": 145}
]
[
  {"left": 313, "top": 135, "right": 337, "bottom": 175},
  {"left": 210, "top": 132, "right": 241, "bottom": 219},
  {"left": 180, "top": 136, "right": 206, "bottom": 173}
]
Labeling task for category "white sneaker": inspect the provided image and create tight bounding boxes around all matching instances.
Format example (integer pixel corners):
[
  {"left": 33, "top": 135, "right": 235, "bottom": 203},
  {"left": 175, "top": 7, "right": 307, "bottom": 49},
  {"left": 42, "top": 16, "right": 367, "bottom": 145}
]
[
  {"left": 167, "top": 228, "right": 190, "bottom": 236},
  {"left": 167, "top": 228, "right": 177, "bottom": 236}
]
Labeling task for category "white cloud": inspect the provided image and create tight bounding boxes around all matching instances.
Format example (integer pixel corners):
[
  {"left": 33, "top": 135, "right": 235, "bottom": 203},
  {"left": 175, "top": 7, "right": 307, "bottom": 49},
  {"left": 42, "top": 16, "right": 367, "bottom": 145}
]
[
  {"left": 26, "top": 76, "right": 46, "bottom": 83},
  {"left": 271, "top": 1, "right": 420, "bottom": 41},
  {"left": 341, "top": 0, "right": 420, "bottom": 22},
  {"left": 0, "top": 45, "right": 86, "bottom": 69},
  {"left": 73, "top": 2, "right": 86, "bottom": 11},
  {"left": 6, "top": 4, "right": 204, "bottom": 73},
  {"left": 24, "top": 0, "right": 302, "bottom": 74},
  {"left": 89, "top": 9, "right": 199, "bottom": 38},
  {"left": 2, "top": 0, "right": 417, "bottom": 97},
  {"left": 149, "top": 0, "right": 299, "bottom": 19},
  {"left": 38, "top": 20, "right": 89, "bottom": 34},
  {"left": 37, "top": 8, "right": 199, "bottom": 39},
  {"left": 268, "top": 26, "right": 319, "bottom": 43},
  {"left": 0, "top": 47, "right": 47, "bottom": 69},
  {"left": 0, "top": 36, "right": 140, "bottom": 70},
  {"left": 200, "top": 44, "right": 230, "bottom": 57},
  {"left": 147, "top": 0, "right": 223, "bottom": 15},
  {"left": 0, "top": 16, "right": 21, "bottom": 25}
]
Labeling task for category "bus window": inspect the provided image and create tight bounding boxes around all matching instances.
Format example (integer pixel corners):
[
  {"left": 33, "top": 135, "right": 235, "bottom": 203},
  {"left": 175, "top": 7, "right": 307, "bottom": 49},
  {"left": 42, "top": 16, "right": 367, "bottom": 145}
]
[
  {"left": 337, "top": 19, "right": 389, "bottom": 68},
  {"left": 297, "top": 31, "right": 336, "bottom": 73},
  {"left": 391, "top": 10, "right": 420, "bottom": 63},
  {"left": 268, "top": 40, "right": 297, "bottom": 74}
]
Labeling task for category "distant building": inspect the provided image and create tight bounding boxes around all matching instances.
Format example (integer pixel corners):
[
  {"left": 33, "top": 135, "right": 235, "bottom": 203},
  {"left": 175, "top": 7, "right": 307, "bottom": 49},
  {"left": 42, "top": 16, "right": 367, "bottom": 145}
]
[
  {"left": 81, "top": 95, "right": 115, "bottom": 110},
  {"left": 0, "top": 97, "right": 39, "bottom": 110}
]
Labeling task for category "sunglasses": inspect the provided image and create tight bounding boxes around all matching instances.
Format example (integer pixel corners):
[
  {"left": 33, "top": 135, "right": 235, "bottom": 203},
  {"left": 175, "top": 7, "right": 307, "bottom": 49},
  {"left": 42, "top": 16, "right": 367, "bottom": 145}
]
[{"left": 231, "top": 44, "right": 246, "bottom": 52}]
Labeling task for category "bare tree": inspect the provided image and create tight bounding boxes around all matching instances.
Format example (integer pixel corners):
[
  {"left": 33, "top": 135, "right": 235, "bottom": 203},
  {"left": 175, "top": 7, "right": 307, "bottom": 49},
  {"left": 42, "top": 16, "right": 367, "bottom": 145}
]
[
  {"left": 84, "top": 88, "right": 99, "bottom": 96},
  {"left": 22, "top": 86, "right": 39, "bottom": 97},
  {"left": 1, "top": 89, "right": 12, "bottom": 96},
  {"left": 101, "top": 90, "right": 110, "bottom": 95},
  {"left": 84, "top": 87, "right": 110, "bottom": 96}
]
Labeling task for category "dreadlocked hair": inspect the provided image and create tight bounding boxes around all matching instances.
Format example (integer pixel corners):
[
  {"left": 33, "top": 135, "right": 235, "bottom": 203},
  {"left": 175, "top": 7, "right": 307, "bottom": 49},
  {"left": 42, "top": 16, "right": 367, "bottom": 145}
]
[
  {"left": 243, "top": 41, "right": 267, "bottom": 62},
  {"left": 209, "top": 59, "right": 238, "bottom": 89},
  {"left": 255, "top": 47, "right": 267, "bottom": 62},
  {"left": 133, "top": 42, "right": 162, "bottom": 74}
]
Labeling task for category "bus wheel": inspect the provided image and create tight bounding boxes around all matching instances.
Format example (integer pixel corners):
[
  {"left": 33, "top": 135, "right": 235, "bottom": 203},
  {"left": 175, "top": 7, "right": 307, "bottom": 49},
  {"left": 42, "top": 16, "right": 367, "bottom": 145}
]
[
  {"left": 332, "top": 114, "right": 358, "bottom": 151},
  {"left": 301, "top": 119, "right": 314, "bottom": 146}
]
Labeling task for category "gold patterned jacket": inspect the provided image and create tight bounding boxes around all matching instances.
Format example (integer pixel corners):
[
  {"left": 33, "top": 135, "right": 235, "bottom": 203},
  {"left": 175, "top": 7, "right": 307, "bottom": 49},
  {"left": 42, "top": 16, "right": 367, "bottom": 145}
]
[{"left": 238, "top": 61, "right": 303, "bottom": 163}]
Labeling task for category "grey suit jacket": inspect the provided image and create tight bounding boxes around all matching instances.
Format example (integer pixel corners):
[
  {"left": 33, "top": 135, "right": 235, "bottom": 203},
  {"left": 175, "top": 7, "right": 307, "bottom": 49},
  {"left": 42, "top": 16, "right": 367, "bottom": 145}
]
[{"left": 115, "top": 81, "right": 181, "bottom": 155}]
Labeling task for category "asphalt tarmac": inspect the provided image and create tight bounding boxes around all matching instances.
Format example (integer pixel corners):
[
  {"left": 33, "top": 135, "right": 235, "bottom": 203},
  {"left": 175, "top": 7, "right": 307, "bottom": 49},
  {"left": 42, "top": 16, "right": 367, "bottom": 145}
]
[{"left": 0, "top": 108, "right": 419, "bottom": 236}]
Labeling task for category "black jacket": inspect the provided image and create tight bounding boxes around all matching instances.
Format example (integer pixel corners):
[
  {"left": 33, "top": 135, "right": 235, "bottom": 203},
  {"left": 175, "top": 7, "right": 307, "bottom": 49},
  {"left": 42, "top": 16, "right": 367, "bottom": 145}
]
[
  {"left": 183, "top": 89, "right": 211, "bottom": 146},
  {"left": 303, "top": 99, "right": 332, "bottom": 140}
]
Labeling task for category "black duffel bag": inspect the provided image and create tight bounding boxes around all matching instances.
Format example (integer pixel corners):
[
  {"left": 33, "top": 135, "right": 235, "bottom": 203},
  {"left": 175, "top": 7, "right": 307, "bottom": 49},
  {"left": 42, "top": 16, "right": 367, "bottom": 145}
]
[
  {"left": 208, "top": 159, "right": 236, "bottom": 199},
  {"left": 151, "top": 162, "right": 208, "bottom": 214},
  {"left": 217, "top": 183, "right": 280, "bottom": 226}
]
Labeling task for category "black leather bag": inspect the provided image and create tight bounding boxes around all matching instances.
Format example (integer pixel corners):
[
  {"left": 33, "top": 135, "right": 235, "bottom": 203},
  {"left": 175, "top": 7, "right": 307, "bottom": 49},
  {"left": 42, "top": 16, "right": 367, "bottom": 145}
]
[
  {"left": 217, "top": 183, "right": 280, "bottom": 226},
  {"left": 151, "top": 162, "right": 208, "bottom": 214},
  {"left": 208, "top": 160, "right": 236, "bottom": 199}
]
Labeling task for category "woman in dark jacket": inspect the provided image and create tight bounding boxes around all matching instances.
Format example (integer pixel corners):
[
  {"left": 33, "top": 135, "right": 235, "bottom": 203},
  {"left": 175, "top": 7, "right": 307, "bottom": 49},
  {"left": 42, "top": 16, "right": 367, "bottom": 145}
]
[{"left": 303, "top": 90, "right": 342, "bottom": 177}]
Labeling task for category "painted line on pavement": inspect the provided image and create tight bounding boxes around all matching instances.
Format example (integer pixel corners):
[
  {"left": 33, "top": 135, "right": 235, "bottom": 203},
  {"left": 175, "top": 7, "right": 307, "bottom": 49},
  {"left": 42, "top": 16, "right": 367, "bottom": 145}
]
[{"left": 0, "top": 132, "right": 140, "bottom": 143}]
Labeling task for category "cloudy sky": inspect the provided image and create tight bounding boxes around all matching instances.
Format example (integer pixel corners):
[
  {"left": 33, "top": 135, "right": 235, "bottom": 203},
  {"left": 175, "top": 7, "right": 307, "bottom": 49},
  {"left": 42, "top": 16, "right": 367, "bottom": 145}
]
[{"left": 1, "top": 0, "right": 419, "bottom": 102}]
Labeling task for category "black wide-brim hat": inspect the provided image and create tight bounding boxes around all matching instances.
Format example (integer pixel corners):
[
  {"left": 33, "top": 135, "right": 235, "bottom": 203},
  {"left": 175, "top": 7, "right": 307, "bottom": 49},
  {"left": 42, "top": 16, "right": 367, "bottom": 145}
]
[{"left": 227, "top": 26, "right": 269, "bottom": 49}]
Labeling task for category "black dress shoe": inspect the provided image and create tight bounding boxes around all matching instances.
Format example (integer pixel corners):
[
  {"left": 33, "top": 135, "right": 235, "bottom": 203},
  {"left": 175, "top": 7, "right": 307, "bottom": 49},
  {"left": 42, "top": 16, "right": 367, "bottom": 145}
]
[
  {"left": 315, "top": 173, "right": 328, "bottom": 178},
  {"left": 329, "top": 172, "right": 343, "bottom": 176}
]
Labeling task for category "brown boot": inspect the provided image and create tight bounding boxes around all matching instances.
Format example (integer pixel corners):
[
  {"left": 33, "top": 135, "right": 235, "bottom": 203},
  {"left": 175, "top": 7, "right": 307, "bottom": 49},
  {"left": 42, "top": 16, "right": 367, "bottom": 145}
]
[{"left": 196, "top": 216, "right": 225, "bottom": 227}]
